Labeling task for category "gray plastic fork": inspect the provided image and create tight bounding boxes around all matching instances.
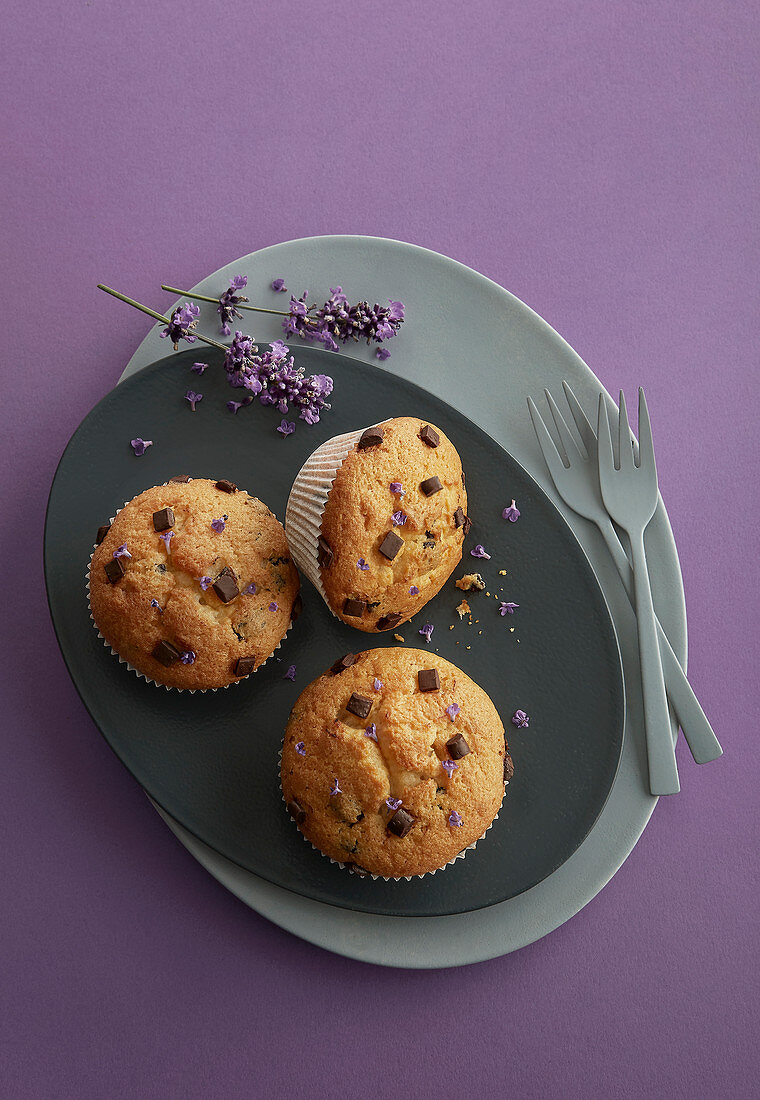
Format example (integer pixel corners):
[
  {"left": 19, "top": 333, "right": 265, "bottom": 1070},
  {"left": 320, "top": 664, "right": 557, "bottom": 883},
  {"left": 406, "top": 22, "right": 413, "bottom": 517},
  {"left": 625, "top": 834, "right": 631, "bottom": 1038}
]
[
  {"left": 597, "top": 389, "right": 681, "bottom": 794},
  {"left": 528, "top": 383, "right": 721, "bottom": 772}
]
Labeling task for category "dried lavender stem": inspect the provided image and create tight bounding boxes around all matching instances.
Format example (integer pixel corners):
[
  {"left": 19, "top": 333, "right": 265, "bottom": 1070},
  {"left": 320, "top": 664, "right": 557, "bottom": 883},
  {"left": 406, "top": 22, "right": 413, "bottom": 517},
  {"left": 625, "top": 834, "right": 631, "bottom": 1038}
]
[{"left": 160, "top": 284, "right": 289, "bottom": 317}]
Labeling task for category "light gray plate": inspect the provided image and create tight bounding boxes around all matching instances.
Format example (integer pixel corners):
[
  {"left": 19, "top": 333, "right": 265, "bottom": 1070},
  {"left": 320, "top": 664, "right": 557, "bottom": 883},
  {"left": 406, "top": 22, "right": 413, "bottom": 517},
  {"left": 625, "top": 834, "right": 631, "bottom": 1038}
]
[{"left": 122, "top": 235, "right": 683, "bottom": 967}]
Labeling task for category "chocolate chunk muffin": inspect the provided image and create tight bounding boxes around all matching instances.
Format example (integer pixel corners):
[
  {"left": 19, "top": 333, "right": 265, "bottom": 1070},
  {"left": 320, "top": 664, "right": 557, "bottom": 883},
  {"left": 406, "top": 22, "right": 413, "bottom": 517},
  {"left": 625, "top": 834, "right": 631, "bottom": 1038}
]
[
  {"left": 285, "top": 417, "right": 469, "bottom": 632},
  {"left": 281, "top": 648, "right": 510, "bottom": 878},
  {"left": 89, "top": 477, "right": 300, "bottom": 690}
]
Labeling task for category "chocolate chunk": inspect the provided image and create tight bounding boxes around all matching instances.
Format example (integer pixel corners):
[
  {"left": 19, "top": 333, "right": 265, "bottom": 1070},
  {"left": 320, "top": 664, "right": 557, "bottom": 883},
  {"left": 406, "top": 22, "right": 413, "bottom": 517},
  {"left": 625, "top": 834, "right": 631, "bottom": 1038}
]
[
  {"left": 168, "top": 474, "right": 191, "bottom": 483},
  {"left": 290, "top": 594, "right": 303, "bottom": 622},
  {"left": 330, "top": 653, "right": 358, "bottom": 675},
  {"left": 453, "top": 507, "right": 466, "bottom": 528},
  {"left": 447, "top": 732, "right": 471, "bottom": 759},
  {"left": 287, "top": 798, "right": 306, "bottom": 825},
  {"left": 423, "top": 539, "right": 435, "bottom": 549},
  {"left": 317, "top": 537, "right": 333, "bottom": 568},
  {"left": 346, "top": 693, "right": 372, "bottom": 719},
  {"left": 343, "top": 598, "right": 366, "bottom": 618},
  {"left": 387, "top": 807, "right": 415, "bottom": 838},
  {"left": 215, "top": 479, "right": 237, "bottom": 493},
  {"left": 104, "top": 557, "right": 125, "bottom": 584},
  {"left": 95, "top": 523, "right": 111, "bottom": 545},
  {"left": 378, "top": 530, "right": 404, "bottom": 560},
  {"left": 463, "top": 515, "right": 472, "bottom": 536},
  {"left": 212, "top": 566, "right": 239, "bottom": 603},
  {"left": 418, "top": 668, "right": 440, "bottom": 692},
  {"left": 420, "top": 476, "right": 443, "bottom": 496},
  {"left": 345, "top": 862, "right": 369, "bottom": 877},
  {"left": 419, "top": 424, "right": 440, "bottom": 448},
  {"left": 503, "top": 753, "right": 515, "bottom": 782},
  {"left": 152, "top": 507, "right": 175, "bottom": 532},
  {"left": 151, "top": 640, "right": 182, "bottom": 666},
  {"left": 234, "top": 655, "right": 257, "bottom": 677},
  {"left": 357, "top": 426, "right": 384, "bottom": 450},
  {"left": 376, "top": 612, "right": 402, "bottom": 631}
]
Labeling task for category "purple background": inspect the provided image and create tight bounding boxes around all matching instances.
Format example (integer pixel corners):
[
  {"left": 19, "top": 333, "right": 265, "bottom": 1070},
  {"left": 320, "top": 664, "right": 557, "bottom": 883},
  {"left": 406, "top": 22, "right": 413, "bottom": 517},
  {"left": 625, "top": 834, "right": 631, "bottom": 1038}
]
[{"left": 2, "top": 1, "right": 757, "bottom": 1096}]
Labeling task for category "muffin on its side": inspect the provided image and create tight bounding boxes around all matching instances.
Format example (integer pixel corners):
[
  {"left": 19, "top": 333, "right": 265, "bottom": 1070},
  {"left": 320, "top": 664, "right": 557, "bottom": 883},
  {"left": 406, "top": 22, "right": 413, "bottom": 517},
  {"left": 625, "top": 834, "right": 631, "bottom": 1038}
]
[
  {"left": 281, "top": 648, "right": 511, "bottom": 878},
  {"left": 89, "top": 477, "right": 300, "bottom": 690},
  {"left": 285, "top": 416, "right": 469, "bottom": 632}
]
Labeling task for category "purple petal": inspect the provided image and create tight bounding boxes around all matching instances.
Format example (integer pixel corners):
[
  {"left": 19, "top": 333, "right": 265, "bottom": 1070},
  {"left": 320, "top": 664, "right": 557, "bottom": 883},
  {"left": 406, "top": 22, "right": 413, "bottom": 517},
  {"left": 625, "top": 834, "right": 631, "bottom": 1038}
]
[
  {"left": 295, "top": 741, "right": 306, "bottom": 756},
  {"left": 502, "top": 499, "right": 521, "bottom": 522},
  {"left": 448, "top": 811, "right": 463, "bottom": 828},
  {"left": 283, "top": 664, "right": 297, "bottom": 681},
  {"left": 470, "top": 545, "right": 491, "bottom": 560},
  {"left": 130, "top": 438, "right": 153, "bottom": 456}
]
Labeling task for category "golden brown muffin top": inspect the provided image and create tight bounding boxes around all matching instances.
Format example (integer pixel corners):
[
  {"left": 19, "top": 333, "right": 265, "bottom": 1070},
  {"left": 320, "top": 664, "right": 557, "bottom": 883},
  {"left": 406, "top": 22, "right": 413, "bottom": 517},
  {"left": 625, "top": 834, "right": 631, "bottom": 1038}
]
[
  {"left": 89, "top": 477, "right": 300, "bottom": 690},
  {"left": 318, "top": 417, "right": 468, "bottom": 632},
  {"left": 281, "top": 648, "right": 510, "bottom": 878}
]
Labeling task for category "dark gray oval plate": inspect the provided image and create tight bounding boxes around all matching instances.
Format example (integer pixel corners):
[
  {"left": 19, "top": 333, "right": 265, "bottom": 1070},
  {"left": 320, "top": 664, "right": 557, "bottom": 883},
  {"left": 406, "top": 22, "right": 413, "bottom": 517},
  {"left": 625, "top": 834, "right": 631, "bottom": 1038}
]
[{"left": 45, "top": 345, "right": 624, "bottom": 917}]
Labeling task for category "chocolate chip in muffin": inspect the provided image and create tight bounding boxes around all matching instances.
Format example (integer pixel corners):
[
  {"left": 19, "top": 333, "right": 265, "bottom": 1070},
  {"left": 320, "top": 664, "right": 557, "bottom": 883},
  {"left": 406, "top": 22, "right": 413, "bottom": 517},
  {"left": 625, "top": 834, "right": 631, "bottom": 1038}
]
[
  {"left": 378, "top": 530, "right": 404, "bottom": 560},
  {"left": 420, "top": 475, "right": 443, "bottom": 496},
  {"left": 168, "top": 474, "right": 191, "bottom": 483},
  {"left": 419, "top": 424, "right": 440, "bottom": 447},
  {"left": 287, "top": 798, "right": 306, "bottom": 824},
  {"left": 291, "top": 594, "right": 303, "bottom": 622},
  {"left": 212, "top": 567, "right": 239, "bottom": 603},
  {"left": 418, "top": 668, "right": 440, "bottom": 692},
  {"left": 95, "top": 523, "right": 111, "bottom": 545},
  {"left": 215, "top": 479, "right": 237, "bottom": 493},
  {"left": 345, "top": 862, "right": 369, "bottom": 877},
  {"left": 317, "top": 537, "right": 333, "bottom": 568},
  {"left": 447, "top": 732, "right": 471, "bottom": 759},
  {"left": 453, "top": 506, "right": 466, "bottom": 528},
  {"left": 346, "top": 693, "right": 372, "bottom": 719},
  {"left": 343, "top": 598, "right": 366, "bottom": 618},
  {"left": 104, "top": 557, "right": 125, "bottom": 584},
  {"left": 330, "top": 653, "right": 358, "bottom": 675},
  {"left": 376, "top": 612, "right": 402, "bottom": 630},
  {"left": 503, "top": 753, "right": 515, "bottom": 782},
  {"left": 152, "top": 507, "right": 175, "bottom": 532},
  {"left": 357, "top": 426, "right": 384, "bottom": 450},
  {"left": 387, "top": 807, "right": 415, "bottom": 838},
  {"left": 151, "top": 640, "right": 182, "bottom": 666},
  {"left": 234, "top": 655, "right": 257, "bottom": 677}
]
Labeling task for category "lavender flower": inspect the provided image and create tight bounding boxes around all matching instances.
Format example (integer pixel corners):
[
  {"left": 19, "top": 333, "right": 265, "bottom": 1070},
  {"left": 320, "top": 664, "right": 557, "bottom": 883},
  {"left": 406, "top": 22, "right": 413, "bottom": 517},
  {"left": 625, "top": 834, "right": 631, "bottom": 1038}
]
[
  {"left": 113, "top": 544, "right": 131, "bottom": 559},
  {"left": 243, "top": 582, "right": 257, "bottom": 595},
  {"left": 502, "top": 499, "right": 521, "bottom": 522},
  {"left": 282, "top": 288, "right": 405, "bottom": 350},
  {"left": 390, "top": 482, "right": 404, "bottom": 495},
  {"left": 271, "top": 277, "right": 287, "bottom": 292},
  {"left": 357, "top": 558, "right": 369, "bottom": 571},
  {"left": 441, "top": 759, "right": 458, "bottom": 777},
  {"left": 227, "top": 397, "right": 253, "bottom": 413},
  {"left": 150, "top": 598, "right": 162, "bottom": 612},
  {"left": 512, "top": 710, "right": 529, "bottom": 728},
  {"left": 277, "top": 419, "right": 295, "bottom": 437},
  {"left": 217, "top": 275, "right": 249, "bottom": 335},
  {"left": 223, "top": 335, "right": 332, "bottom": 427},
  {"left": 499, "top": 602, "right": 519, "bottom": 615},
  {"left": 191, "top": 362, "right": 207, "bottom": 375},
  {"left": 376, "top": 348, "right": 391, "bottom": 361},
  {"left": 391, "top": 511, "right": 407, "bottom": 526},
  {"left": 470, "top": 545, "right": 491, "bottom": 559},
  {"left": 211, "top": 518, "right": 225, "bottom": 532},
  {"left": 180, "top": 650, "right": 196, "bottom": 665},
  {"left": 198, "top": 576, "right": 212, "bottom": 591},
  {"left": 409, "top": 586, "right": 419, "bottom": 595},
  {"left": 373, "top": 678, "right": 383, "bottom": 692},
  {"left": 295, "top": 741, "right": 306, "bottom": 756},
  {"left": 419, "top": 623, "right": 434, "bottom": 643},
  {"left": 160, "top": 302, "right": 200, "bottom": 349},
  {"left": 283, "top": 665, "right": 297, "bottom": 681},
  {"left": 385, "top": 797, "right": 402, "bottom": 811},
  {"left": 130, "top": 438, "right": 152, "bottom": 456},
  {"left": 330, "top": 777, "right": 342, "bottom": 796},
  {"left": 364, "top": 724, "right": 377, "bottom": 741},
  {"left": 185, "top": 390, "right": 202, "bottom": 411},
  {"left": 445, "top": 703, "right": 460, "bottom": 721},
  {"left": 269, "top": 601, "right": 278, "bottom": 612},
  {"left": 448, "top": 811, "right": 463, "bottom": 828},
  {"left": 223, "top": 331, "right": 261, "bottom": 391},
  {"left": 158, "top": 531, "right": 174, "bottom": 551}
]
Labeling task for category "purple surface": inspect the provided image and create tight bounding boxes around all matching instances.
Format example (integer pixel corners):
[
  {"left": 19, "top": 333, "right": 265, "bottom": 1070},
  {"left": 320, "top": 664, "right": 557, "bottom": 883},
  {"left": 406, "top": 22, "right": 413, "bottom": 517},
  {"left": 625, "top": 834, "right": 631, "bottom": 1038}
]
[{"left": 1, "top": 1, "right": 756, "bottom": 1096}]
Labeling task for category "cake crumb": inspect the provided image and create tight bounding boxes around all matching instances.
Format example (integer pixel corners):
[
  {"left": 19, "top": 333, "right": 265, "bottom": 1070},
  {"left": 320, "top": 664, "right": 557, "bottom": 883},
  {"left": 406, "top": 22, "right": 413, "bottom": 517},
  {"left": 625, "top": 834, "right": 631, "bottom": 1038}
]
[
  {"left": 393, "top": 633, "right": 405, "bottom": 643},
  {"left": 456, "top": 599, "right": 471, "bottom": 620},
  {"left": 510, "top": 627, "right": 515, "bottom": 633},
  {"left": 455, "top": 573, "right": 485, "bottom": 592},
  {"left": 449, "top": 624, "right": 454, "bottom": 630},
  {"left": 499, "top": 570, "right": 507, "bottom": 576}
]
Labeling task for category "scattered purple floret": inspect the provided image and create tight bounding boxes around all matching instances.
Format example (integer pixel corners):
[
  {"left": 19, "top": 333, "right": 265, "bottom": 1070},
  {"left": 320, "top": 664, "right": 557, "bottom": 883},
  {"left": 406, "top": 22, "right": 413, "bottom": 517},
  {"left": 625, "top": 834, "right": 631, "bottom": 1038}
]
[
  {"left": 150, "top": 598, "right": 162, "bottom": 611},
  {"left": 512, "top": 710, "right": 529, "bottom": 728},
  {"left": 470, "top": 545, "right": 491, "bottom": 560},
  {"left": 113, "top": 544, "right": 131, "bottom": 559},
  {"left": 185, "top": 390, "right": 202, "bottom": 411},
  {"left": 419, "top": 623, "right": 434, "bottom": 643},
  {"left": 277, "top": 418, "right": 296, "bottom": 437},
  {"left": 409, "top": 585, "right": 419, "bottom": 595},
  {"left": 391, "top": 510, "right": 407, "bottom": 526},
  {"left": 269, "top": 601, "right": 278, "bottom": 612},
  {"left": 295, "top": 741, "right": 306, "bottom": 756},
  {"left": 191, "top": 362, "right": 207, "bottom": 375},
  {"left": 211, "top": 518, "right": 225, "bottom": 533},
  {"left": 283, "top": 665, "right": 296, "bottom": 681},
  {"left": 357, "top": 558, "right": 370, "bottom": 571},
  {"left": 446, "top": 703, "right": 460, "bottom": 721},
  {"left": 160, "top": 303, "right": 200, "bottom": 349},
  {"left": 502, "top": 499, "right": 521, "bottom": 522},
  {"left": 158, "top": 531, "right": 174, "bottom": 551},
  {"left": 198, "top": 576, "right": 212, "bottom": 591},
  {"left": 385, "top": 797, "right": 402, "bottom": 811},
  {"left": 448, "top": 811, "right": 463, "bottom": 828},
  {"left": 271, "top": 277, "right": 287, "bottom": 293},
  {"left": 227, "top": 397, "right": 253, "bottom": 413},
  {"left": 499, "top": 602, "right": 519, "bottom": 616},
  {"left": 441, "top": 759, "right": 458, "bottom": 777},
  {"left": 376, "top": 348, "right": 391, "bottom": 361},
  {"left": 373, "top": 678, "right": 383, "bottom": 692},
  {"left": 243, "top": 582, "right": 257, "bottom": 595},
  {"left": 364, "top": 724, "right": 377, "bottom": 741},
  {"left": 330, "top": 778, "right": 342, "bottom": 796},
  {"left": 390, "top": 482, "right": 404, "bottom": 495},
  {"left": 130, "top": 438, "right": 153, "bottom": 456},
  {"left": 180, "top": 650, "right": 196, "bottom": 665}
]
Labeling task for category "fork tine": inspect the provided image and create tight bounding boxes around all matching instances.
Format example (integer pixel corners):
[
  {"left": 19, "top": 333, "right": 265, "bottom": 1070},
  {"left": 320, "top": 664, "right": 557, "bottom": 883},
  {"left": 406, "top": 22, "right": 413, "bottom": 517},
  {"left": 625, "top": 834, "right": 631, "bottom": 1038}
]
[
  {"left": 618, "top": 390, "right": 632, "bottom": 470},
  {"left": 561, "top": 381, "right": 597, "bottom": 459},
  {"left": 527, "top": 397, "right": 570, "bottom": 482},
  {"left": 636, "top": 387, "right": 657, "bottom": 476},
  {"left": 544, "top": 389, "right": 586, "bottom": 463},
  {"left": 597, "top": 392, "right": 615, "bottom": 477}
]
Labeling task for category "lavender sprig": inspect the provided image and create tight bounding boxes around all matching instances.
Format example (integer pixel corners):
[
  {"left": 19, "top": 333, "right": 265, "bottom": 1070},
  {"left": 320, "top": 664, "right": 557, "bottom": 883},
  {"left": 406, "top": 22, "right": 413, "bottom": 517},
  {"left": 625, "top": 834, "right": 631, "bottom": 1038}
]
[{"left": 217, "top": 275, "right": 249, "bottom": 335}]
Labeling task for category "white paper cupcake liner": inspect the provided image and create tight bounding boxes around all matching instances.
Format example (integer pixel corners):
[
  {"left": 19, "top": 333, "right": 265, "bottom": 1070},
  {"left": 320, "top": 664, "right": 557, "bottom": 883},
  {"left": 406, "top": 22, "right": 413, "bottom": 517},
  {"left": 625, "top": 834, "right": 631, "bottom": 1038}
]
[
  {"left": 278, "top": 743, "right": 507, "bottom": 882},
  {"left": 284, "top": 424, "right": 378, "bottom": 616},
  {"left": 87, "top": 496, "right": 292, "bottom": 693}
]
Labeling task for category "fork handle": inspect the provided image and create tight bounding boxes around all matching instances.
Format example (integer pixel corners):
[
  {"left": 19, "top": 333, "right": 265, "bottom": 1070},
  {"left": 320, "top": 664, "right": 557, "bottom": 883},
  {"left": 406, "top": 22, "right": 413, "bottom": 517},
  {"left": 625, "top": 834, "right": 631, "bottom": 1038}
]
[
  {"left": 598, "top": 517, "right": 722, "bottom": 764},
  {"left": 630, "top": 531, "right": 681, "bottom": 794}
]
